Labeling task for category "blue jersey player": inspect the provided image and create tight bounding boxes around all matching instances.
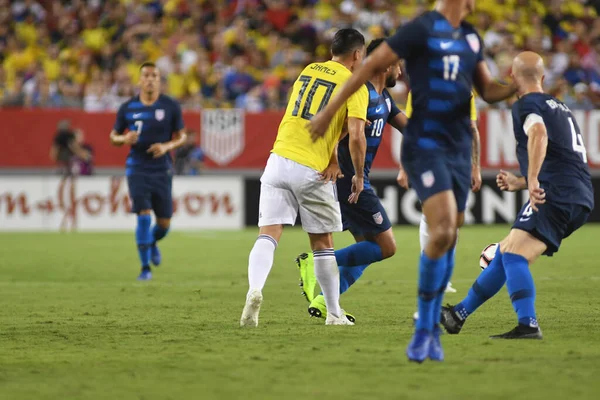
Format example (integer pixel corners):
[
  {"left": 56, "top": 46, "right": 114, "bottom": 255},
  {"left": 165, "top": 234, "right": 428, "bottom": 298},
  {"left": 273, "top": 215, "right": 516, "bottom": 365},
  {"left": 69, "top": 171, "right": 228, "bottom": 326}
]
[
  {"left": 308, "top": 0, "right": 517, "bottom": 362},
  {"left": 109, "top": 62, "right": 187, "bottom": 281},
  {"left": 295, "top": 38, "right": 408, "bottom": 322},
  {"left": 441, "top": 52, "right": 594, "bottom": 339}
]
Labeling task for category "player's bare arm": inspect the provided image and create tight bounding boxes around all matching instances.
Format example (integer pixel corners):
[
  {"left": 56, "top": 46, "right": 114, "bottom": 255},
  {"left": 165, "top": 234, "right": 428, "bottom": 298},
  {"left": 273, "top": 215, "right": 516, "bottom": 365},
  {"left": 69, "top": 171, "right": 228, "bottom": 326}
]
[
  {"left": 147, "top": 129, "right": 187, "bottom": 159},
  {"left": 471, "top": 120, "right": 482, "bottom": 192},
  {"left": 320, "top": 143, "right": 344, "bottom": 183},
  {"left": 474, "top": 61, "right": 517, "bottom": 104},
  {"left": 110, "top": 129, "right": 139, "bottom": 146},
  {"left": 526, "top": 122, "right": 548, "bottom": 211},
  {"left": 388, "top": 112, "right": 410, "bottom": 189},
  {"left": 309, "top": 43, "right": 398, "bottom": 140},
  {"left": 347, "top": 116, "right": 367, "bottom": 203}
]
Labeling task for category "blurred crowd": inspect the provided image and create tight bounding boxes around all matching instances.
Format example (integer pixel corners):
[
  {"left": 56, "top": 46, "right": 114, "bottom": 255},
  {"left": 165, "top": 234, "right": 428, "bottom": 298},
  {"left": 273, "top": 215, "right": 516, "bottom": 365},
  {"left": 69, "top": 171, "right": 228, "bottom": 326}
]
[{"left": 1, "top": 0, "right": 600, "bottom": 113}]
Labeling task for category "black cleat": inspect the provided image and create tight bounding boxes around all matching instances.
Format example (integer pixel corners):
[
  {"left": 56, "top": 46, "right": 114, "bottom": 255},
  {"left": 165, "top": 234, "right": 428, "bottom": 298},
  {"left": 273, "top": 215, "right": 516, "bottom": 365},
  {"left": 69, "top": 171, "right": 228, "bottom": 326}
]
[
  {"left": 440, "top": 304, "right": 465, "bottom": 334},
  {"left": 489, "top": 324, "right": 543, "bottom": 340}
]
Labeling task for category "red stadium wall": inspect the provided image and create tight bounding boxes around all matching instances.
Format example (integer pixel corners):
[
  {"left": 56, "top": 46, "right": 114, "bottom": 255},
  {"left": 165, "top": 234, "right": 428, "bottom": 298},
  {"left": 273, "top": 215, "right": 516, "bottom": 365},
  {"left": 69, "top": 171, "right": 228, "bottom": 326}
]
[{"left": 2, "top": 109, "right": 600, "bottom": 170}]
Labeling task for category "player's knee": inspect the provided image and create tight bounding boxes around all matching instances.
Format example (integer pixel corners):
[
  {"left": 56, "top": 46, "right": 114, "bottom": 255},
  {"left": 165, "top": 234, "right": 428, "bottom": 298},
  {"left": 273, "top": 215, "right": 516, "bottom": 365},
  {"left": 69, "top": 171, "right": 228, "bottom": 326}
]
[
  {"left": 428, "top": 224, "right": 457, "bottom": 253},
  {"left": 309, "top": 233, "right": 334, "bottom": 250},
  {"left": 156, "top": 219, "right": 171, "bottom": 230},
  {"left": 139, "top": 210, "right": 152, "bottom": 216},
  {"left": 380, "top": 239, "right": 396, "bottom": 259}
]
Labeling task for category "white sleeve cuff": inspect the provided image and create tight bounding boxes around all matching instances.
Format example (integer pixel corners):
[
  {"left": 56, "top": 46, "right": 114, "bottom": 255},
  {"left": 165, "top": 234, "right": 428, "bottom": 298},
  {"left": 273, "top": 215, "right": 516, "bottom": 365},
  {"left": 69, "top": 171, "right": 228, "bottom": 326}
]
[{"left": 523, "top": 113, "right": 545, "bottom": 136}]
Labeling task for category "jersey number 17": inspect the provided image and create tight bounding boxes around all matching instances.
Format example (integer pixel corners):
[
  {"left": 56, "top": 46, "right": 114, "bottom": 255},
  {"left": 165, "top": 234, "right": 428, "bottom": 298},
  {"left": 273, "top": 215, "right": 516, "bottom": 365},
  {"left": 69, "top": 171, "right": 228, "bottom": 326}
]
[{"left": 292, "top": 75, "right": 337, "bottom": 120}]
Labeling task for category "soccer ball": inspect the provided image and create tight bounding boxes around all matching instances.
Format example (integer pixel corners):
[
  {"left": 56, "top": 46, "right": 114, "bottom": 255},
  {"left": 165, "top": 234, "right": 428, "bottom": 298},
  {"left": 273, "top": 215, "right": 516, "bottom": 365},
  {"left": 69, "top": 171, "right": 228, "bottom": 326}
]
[{"left": 479, "top": 243, "right": 499, "bottom": 270}]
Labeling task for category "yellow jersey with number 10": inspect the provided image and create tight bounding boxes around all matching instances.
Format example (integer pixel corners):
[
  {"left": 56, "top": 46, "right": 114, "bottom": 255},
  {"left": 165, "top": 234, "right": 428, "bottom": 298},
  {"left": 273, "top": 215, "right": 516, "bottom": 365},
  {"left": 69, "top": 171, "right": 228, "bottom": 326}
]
[
  {"left": 272, "top": 61, "right": 369, "bottom": 172},
  {"left": 405, "top": 91, "right": 478, "bottom": 121}
]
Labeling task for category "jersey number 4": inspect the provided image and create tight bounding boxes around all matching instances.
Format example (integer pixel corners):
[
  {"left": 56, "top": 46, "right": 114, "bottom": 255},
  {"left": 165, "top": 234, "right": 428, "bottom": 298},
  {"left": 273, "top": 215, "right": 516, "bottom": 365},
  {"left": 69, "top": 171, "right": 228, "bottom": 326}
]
[
  {"left": 292, "top": 75, "right": 337, "bottom": 120},
  {"left": 568, "top": 117, "right": 588, "bottom": 163}
]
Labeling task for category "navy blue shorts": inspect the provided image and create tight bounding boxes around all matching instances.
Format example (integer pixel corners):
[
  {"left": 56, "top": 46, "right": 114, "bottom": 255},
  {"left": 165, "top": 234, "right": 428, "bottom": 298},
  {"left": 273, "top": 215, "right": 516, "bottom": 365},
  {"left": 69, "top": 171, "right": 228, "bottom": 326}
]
[
  {"left": 127, "top": 173, "right": 173, "bottom": 218},
  {"left": 401, "top": 142, "right": 471, "bottom": 212},
  {"left": 512, "top": 201, "right": 590, "bottom": 256},
  {"left": 337, "top": 181, "right": 391, "bottom": 236}
]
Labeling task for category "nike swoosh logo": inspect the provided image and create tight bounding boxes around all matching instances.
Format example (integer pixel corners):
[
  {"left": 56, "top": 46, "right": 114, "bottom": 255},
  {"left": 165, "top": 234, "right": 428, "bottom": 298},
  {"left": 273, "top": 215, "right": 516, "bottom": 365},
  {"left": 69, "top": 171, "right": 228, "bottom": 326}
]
[
  {"left": 375, "top": 105, "right": 384, "bottom": 113},
  {"left": 440, "top": 41, "right": 453, "bottom": 50},
  {"left": 519, "top": 217, "right": 531, "bottom": 222},
  {"left": 133, "top": 113, "right": 143, "bottom": 118}
]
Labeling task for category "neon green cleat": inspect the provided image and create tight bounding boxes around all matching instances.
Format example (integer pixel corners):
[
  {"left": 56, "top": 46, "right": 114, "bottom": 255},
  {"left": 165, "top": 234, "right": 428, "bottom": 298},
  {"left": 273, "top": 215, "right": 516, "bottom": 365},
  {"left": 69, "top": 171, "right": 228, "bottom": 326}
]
[
  {"left": 308, "top": 295, "right": 356, "bottom": 323},
  {"left": 295, "top": 252, "right": 318, "bottom": 303}
]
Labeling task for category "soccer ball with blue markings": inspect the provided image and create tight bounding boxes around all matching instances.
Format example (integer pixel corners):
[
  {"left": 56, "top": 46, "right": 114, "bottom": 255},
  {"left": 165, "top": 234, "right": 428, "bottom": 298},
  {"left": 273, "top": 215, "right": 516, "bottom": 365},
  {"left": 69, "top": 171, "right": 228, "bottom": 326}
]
[{"left": 479, "top": 243, "right": 499, "bottom": 270}]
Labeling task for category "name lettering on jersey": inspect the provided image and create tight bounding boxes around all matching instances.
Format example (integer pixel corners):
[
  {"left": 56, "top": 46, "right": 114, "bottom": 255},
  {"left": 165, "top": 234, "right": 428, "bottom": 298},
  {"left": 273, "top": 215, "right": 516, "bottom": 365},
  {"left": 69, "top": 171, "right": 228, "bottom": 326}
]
[
  {"left": 155, "top": 109, "right": 165, "bottom": 121},
  {"left": 545, "top": 99, "right": 571, "bottom": 112},
  {"left": 309, "top": 64, "right": 337, "bottom": 76},
  {"left": 466, "top": 33, "right": 480, "bottom": 53}
]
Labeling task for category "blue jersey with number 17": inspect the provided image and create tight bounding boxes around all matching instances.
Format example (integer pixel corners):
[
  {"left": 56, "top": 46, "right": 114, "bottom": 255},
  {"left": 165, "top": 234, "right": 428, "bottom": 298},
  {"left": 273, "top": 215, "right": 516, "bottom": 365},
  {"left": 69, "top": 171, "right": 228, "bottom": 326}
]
[
  {"left": 512, "top": 93, "right": 594, "bottom": 211},
  {"left": 113, "top": 94, "right": 184, "bottom": 175},
  {"left": 337, "top": 81, "right": 401, "bottom": 188},
  {"left": 386, "top": 11, "right": 483, "bottom": 153}
]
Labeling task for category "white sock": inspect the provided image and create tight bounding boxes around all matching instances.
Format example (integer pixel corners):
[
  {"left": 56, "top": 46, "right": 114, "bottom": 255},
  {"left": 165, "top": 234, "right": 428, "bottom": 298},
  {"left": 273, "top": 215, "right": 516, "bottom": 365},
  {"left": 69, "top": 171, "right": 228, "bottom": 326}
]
[
  {"left": 247, "top": 234, "right": 277, "bottom": 292},
  {"left": 313, "top": 249, "right": 342, "bottom": 317},
  {"left": 419, "top": 215, "right": 429, "bottom": 253}
]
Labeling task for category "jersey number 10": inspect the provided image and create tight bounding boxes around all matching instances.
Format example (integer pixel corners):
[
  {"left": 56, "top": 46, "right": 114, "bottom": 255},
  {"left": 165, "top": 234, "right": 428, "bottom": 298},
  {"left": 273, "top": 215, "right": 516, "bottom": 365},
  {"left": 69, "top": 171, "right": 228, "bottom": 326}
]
[{"left": 292, "top": 75, "right": 337, "bottom": 120}]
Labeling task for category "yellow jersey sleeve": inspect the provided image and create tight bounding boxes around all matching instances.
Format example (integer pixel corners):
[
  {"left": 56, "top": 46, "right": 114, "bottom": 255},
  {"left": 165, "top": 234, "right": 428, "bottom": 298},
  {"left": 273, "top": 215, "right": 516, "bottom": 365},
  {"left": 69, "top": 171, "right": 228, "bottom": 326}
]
[
  {"left": 405, "top": 91, "right": 413, "bottom": 118},
  {"left": 347, "top": 85, "right": 369, "bottom": 120},
  {"left": 470, "top": 94, "right": 477, "bottom": 121}
]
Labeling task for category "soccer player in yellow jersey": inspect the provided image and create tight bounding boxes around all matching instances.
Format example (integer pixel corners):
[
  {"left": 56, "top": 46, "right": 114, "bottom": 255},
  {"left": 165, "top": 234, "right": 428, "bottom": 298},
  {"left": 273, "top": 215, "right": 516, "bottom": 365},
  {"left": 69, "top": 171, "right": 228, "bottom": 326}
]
[
  {"left": 398, "top": 92, "right": 482, "bottom": 295},
  {"left": 241, "top": 29, "right": 370, "bottom": 327}
]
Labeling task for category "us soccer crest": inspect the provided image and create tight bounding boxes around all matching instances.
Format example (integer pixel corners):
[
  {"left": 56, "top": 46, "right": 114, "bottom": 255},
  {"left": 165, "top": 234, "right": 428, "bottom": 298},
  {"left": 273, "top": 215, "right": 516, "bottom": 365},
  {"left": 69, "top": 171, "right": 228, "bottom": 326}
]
[
  {"left": 421, "top": 170, "right": 435, "bottom": 188},
  {"left": 466, "top": 33, "right": 480, "bottom": 54},
  {"left": 155, "top": 109, "right": 165, "bottom": 121},
  {"left": 201, "top": 109, "right": 245, "bottom": 165},
  {"left": 372, "top": 212, "right": 383, "bottom": 225}
]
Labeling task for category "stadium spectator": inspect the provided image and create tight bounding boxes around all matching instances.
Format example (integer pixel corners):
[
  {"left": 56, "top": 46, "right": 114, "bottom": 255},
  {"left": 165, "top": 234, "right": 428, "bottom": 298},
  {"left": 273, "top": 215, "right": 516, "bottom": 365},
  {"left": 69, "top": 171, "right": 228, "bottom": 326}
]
[
  {"left": 71, "top": 129, "right": 94, "bottom": 176},
  {"left": 0, "top": 0, "right": 599, "bottom": 111}
]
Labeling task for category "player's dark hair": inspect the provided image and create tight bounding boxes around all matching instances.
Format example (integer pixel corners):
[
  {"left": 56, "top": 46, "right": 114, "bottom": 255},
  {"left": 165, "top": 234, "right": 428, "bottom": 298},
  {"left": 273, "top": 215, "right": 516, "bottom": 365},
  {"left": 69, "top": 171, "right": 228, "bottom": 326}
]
[
  {"left": 139, "top": 62, "right": 157, "bottom": 71},
  {"left": 331, "top": 28, "right": 365, "bottom": 57},
  {"left": 367, "top": 38, "right": 385, "bottom": 57}
]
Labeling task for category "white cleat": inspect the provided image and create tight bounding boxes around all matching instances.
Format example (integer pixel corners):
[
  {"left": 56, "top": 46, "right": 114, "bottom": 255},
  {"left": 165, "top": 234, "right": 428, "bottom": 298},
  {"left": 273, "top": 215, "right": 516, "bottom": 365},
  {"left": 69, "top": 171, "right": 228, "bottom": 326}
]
[
  {"left": 240, "top": 289, "right": 263, "bottom": 327},
  {"left": 445, "top": 282, "right": 457, "bottom": 293},
  {"left": 325, "top": 310, "right": 355, "bottom": 325}
]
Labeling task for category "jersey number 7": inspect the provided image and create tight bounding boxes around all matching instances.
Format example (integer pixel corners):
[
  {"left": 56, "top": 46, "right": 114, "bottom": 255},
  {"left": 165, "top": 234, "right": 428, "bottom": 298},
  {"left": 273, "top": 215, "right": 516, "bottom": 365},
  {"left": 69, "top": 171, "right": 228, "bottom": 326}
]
[{"left": 292, "top": 75, "right": 337, "bottom": 120}]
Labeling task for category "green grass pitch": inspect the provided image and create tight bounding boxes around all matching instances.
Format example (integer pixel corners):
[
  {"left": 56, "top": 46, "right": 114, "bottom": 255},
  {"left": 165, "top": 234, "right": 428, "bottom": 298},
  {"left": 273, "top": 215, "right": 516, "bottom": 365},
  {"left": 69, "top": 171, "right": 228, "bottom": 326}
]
[{"left": 1, "top": 225, "right": 599, "bottom": 400}]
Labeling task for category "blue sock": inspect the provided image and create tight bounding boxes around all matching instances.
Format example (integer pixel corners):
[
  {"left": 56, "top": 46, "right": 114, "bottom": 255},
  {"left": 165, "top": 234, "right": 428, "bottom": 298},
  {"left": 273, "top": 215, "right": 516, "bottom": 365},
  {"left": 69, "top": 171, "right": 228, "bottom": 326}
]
[
  {"left": 416, "top": 252, "right": 447, "bottom": 332},
  {"left": 432, "top": 247, "right": 456, "bottom": 324},
  {"left": 152, "top": 225, "right": 170, "bottom": 244},
  {"left": 136, "top": 214, "right": 152, "bottom": 269},
  {"left": 335, "top": 241, "right": 383, "bottom": 267},
  {"left": 503, "top": 252, "right": 538, "bottom": 327},
  {"left": 455, "top": 247, "right": 506, "bottom": 320},
  {"left": 339, "top": 264, "right": 368, "bottom": 294}
]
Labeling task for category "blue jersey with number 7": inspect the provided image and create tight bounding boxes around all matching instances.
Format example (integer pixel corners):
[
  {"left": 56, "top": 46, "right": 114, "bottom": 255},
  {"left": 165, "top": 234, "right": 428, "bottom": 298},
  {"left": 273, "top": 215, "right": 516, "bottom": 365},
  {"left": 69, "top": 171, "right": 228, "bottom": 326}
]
[
  {"left": 337, "top": 81, "right": 401, "bottom": 189},
  {"left": 386, "top": 11, "right": 483, "bottom": 153},
  {"left": 512, "top": 92, "right": 594, "bottom": 211},
  {"left": 113, "top": 94, "right": 184, "bottom": 175}
]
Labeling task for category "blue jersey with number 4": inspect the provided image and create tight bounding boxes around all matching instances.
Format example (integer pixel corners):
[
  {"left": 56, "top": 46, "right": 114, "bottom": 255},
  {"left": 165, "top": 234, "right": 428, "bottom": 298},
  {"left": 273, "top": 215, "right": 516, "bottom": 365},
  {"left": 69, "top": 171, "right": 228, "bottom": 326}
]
[
  {"left": 512, "top": 93, "right": 594, "bottom": 210},
  {"left": 386, "top": 11, "right": 483, "bottom": 153},
  {"left": 337, "top": 81, "right": 401, "bottom": 188},
  {"left": 113, "top": 94, "right": 184, "bottom": 175}
]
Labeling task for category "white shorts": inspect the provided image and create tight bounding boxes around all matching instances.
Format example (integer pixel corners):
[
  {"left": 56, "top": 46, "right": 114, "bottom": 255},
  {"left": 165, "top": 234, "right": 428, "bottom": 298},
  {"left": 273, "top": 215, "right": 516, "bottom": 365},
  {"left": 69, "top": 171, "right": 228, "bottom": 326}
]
[{"left": 258, "top": 153, "right": 342, "bottom": 234}]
